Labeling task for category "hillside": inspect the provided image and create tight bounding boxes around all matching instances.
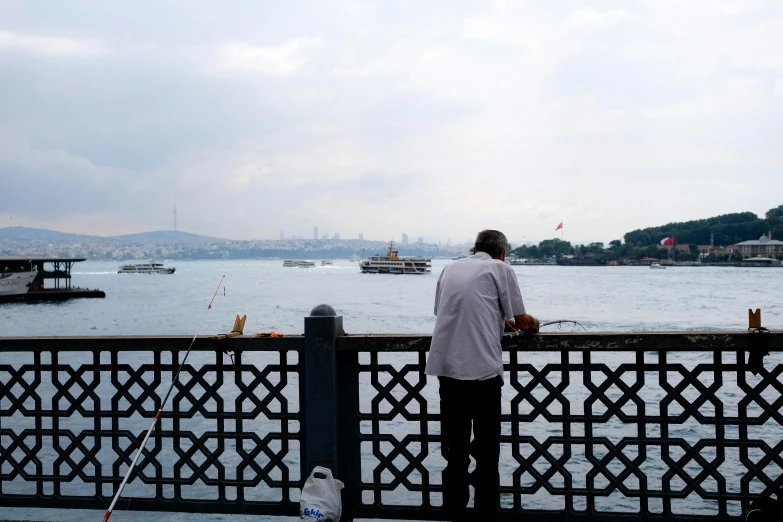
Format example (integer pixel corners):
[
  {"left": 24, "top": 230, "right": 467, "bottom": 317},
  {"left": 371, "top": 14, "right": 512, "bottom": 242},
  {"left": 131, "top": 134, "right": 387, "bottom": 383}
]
[
  {"left": 624, "top": 205, "right": 783, "bottom": 246},
  {"left": 0, "top": 226, "right": 223, "bottom": 245}
]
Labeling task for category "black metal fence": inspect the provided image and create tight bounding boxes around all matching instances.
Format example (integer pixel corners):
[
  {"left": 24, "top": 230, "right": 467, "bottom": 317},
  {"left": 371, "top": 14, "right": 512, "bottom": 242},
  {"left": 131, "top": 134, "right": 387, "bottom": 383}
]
[{"left": 1, "top": 309, "right": 781, "bottom": 521}]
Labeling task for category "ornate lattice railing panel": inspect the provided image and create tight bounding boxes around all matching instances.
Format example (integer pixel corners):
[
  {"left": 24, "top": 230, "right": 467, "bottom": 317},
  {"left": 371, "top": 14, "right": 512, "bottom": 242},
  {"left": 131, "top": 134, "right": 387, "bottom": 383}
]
[
  {"left": 0, "top": 337, "right": 303, "bottom": 516},
  {"left": 3, "top": 332, "right": 783, "bottom": 521},
  {"left": 343, "top": 333, "right": 783, "bottom": 521}
]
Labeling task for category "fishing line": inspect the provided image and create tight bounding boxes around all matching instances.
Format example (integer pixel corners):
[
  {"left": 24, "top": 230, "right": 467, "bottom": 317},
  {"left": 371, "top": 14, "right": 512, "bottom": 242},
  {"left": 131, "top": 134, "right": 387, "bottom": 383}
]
[{"left": 101, "top": 275, "right": 225, "bottom": 522}]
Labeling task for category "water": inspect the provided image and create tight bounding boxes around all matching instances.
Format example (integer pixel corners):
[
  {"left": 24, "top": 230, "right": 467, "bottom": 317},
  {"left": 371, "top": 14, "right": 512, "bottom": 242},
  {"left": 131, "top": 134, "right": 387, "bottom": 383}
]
[
  {"left": 1, "top": 259, "right": 782, "bottom": 335},
  {"left": 1, "top": 260, "right": 782, "bottom": 521}
]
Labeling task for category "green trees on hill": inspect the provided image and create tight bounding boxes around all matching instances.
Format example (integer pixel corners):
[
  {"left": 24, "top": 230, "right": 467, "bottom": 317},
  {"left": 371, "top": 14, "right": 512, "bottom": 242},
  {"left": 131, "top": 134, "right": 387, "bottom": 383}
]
[
  {"left": 511, "top": 204, "right": 783, "bottom": 262},
  {"left": 623, "top": 207, "right": 783, "bottom": 247}
]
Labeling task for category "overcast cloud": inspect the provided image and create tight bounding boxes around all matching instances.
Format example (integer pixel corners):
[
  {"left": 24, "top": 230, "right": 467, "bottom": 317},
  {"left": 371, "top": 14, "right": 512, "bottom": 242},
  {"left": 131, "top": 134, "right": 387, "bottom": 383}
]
[{"left": 0, "top": 0, "right": 781, "bottom": 244}]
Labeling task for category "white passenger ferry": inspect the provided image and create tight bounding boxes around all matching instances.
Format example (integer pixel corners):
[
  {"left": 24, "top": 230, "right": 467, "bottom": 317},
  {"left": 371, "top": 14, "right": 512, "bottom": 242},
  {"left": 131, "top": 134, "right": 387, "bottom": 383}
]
[
  {"left": 360, "top": 242, "right": 431, "bottom": 274},
  {"left": 117, "top": 261, "right": 175, "bottom": 274},
  {"left": 283, "top": 260, "right": 316, "bottom": 268},
  {"left": 321, "top": 260, "right": 334, "bottom": 266}
]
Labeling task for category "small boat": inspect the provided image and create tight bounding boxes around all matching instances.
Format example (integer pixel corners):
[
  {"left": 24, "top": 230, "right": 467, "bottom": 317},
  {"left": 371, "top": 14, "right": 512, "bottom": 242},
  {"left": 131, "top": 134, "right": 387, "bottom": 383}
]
[
  {"left": 283, "top": 260, "right": 297, "bottom": 267},
  {"left": 350, "top": 253, "right": 361, "bottom": 262},
  {"left": 298, "top": 260, "right": 316, "bottom": 268},
  {"left": 321, "top": 260, "right": 334, "bottom": 266},
  {"left": 118, "top": 261, "right": 175, "bottom": 274},
  {"left": 650, "top": 262, "right": 665, "bottom": 270},
  {"left": 510, "top": 259, "right": 526, "bottom": 265}
]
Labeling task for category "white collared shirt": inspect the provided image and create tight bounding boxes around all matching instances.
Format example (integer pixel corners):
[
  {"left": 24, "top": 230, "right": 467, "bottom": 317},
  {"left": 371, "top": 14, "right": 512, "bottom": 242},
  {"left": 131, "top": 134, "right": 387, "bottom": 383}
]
[{"left": 425, "top": 252, "right": 526, "bottom": 381}]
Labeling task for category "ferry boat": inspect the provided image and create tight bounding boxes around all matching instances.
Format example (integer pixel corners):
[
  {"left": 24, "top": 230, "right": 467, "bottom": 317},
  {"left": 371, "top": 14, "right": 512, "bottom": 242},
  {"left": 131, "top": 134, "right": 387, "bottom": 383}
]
[
  {"left": 360, "top": 241, "right": 431, "bottom": 274},
  {"left": 350, "top": 253, "right": 361, "bottom": 262},
  {"left": 321, "top": 260, "right": 334, "bottom": 266},
  {"left": 283, "top": 260, "right": 317, "bottom": 268},
  {"left": 0, "top": 269, "right": 37, "bottom": 301},
  {"left": 118, "top": 261, "right": 175, "bottom": 274}
]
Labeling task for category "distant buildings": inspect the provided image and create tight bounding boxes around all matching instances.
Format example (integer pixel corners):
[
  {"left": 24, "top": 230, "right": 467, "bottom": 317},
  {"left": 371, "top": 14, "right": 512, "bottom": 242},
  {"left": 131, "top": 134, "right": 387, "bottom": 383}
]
[
  {"left": 417, "top": 237, "right": 423, "bottom": 244},
  {"left": 402, "top": 233, "right": 409, "bottom": 245},
  {"left": 333, "top": 233, "right": 340, "bottom": 240},
  {"left": 358, "top": 234, "right": 364, "bottom": 241},
  {"left": 735, "top": 234, "right": 783, "bottom": 259},
  {"left": 313, "top": 227, "right": 318, "bottom": 241},
  {"left": 279, "top": 231, "right": 284, "bottom": 240}
]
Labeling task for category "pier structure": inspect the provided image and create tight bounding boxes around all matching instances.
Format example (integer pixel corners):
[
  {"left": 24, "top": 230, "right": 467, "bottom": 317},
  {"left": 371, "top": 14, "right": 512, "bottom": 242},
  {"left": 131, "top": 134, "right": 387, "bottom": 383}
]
[
  {"left": 0, "top": 256, "right": 104, "bottom": 301},
  {"left": 0, "top": 308, "right": 781, "bottom": 520}
]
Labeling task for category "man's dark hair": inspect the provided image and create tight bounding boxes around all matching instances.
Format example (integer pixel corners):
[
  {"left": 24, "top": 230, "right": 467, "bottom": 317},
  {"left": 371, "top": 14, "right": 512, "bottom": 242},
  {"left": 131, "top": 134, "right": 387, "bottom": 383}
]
[{"left": 474, "top": 230, "right": 508, "bottom": 258}]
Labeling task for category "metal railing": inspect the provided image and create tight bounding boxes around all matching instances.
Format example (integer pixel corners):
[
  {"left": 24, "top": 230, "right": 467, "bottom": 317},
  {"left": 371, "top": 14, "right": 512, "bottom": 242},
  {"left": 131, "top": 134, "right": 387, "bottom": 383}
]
[{"left": 1, "top": 307, "right": 781, "bottom": 521}]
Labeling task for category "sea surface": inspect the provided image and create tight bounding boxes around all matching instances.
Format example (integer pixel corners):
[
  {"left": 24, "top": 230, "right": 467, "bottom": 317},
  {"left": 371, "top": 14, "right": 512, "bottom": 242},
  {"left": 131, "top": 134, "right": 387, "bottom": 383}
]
[
  {"left": 1, "top": 259, "right": 782, "bottom": 522},
  {"left": 2, "top": 259, "right": 782, "bottom": 336}
]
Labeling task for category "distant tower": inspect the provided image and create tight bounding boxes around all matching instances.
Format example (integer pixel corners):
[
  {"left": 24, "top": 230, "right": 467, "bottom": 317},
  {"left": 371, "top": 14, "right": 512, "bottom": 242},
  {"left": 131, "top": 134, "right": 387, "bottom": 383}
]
[
  {"left": 173, "top": 206, "right": 178, "bottom": 231},
  {"left": 402, "top": 233, "right": 409, "bottom": 245},
  {"left": 314, "top": 226, "right": 318, "bottom": 240},
  {"left": 358, "top": 233, "right": 364, "bottom": 241}
]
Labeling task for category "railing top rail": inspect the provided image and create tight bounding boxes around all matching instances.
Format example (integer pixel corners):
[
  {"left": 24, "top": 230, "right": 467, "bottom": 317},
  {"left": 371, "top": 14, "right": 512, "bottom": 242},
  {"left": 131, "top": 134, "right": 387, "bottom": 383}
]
[
  {"left": 1, "top": 331, "right": 780, "bottom": 352},
  {"left": 338, "top": 331, "right": 782, "bottom": 352}
]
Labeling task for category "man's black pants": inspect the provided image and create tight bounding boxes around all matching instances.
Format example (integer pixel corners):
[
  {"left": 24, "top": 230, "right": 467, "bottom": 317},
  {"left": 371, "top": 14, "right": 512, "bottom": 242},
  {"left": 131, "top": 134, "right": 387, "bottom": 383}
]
[{"left": 438, "top": 375, "right": 501, "bottom": 521}]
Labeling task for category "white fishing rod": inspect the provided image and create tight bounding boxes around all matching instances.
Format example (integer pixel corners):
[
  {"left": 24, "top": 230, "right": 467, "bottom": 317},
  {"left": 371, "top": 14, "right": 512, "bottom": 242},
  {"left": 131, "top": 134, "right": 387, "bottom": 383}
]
[{"left": 101, "top": 275, "right": 225, "bottom": 522}]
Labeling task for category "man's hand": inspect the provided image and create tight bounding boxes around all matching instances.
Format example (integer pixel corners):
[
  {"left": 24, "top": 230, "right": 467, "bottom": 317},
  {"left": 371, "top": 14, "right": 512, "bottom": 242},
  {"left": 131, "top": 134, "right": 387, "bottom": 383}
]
[
  {"left": 514, "top": 314, "right": 540, "bottom": 334},
  {"left": 504, "top": 319, "right": 518, "bottom": 332}
]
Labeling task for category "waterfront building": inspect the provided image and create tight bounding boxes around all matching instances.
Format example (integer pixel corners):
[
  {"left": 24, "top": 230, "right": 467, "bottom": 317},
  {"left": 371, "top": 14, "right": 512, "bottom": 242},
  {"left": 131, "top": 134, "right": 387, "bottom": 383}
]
[{"left": 735, "top": 234, "right": 783, "bottom": 259}]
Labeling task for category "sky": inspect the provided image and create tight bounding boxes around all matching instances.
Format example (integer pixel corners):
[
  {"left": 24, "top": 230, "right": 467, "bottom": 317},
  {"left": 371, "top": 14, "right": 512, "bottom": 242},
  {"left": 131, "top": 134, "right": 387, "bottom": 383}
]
[{"left": 0, "top": 0, "right": 781, "bottom": 246}]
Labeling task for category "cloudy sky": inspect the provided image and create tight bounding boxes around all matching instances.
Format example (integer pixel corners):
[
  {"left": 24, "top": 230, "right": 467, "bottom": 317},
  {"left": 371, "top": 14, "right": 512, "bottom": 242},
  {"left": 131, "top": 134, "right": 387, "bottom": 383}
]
[{"left": 0, "top": 0, "right": 781, "bottom": 245}]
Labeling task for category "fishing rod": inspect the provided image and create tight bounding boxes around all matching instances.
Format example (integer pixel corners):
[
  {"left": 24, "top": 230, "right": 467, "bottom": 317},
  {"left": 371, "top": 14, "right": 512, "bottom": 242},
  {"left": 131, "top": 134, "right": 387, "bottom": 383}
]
[
  {"left": 507, "top": 319, "right": 588, "bottom": 334},
  {"left": 541, "top": 320, "right": 587, "bottom": 331},
  {"left": 101, "top": 275, "right": 225, "bottom": 522}
]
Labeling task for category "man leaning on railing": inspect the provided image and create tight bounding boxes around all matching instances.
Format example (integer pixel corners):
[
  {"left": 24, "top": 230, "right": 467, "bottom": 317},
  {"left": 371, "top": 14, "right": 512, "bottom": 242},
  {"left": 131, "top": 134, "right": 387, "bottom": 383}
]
[{"left": 425, "top": 229, "right": 540, "bottom": 522}]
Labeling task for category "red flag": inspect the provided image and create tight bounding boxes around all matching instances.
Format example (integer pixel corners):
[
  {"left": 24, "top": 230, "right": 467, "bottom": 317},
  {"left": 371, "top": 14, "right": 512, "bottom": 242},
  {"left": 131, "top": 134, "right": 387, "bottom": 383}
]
[
  {"left": 555, "top": 222, "right": 563, "bottom": 231},
  {"left": 660, "top": 236, "right": 673, "bottom": 246}
]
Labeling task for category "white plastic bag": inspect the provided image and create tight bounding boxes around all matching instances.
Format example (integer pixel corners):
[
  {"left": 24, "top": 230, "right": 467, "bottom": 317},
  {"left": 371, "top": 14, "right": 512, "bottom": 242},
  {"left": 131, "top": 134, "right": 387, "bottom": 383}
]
[{"left": 299, "top": 466, "right": 344, "bottom": 521}]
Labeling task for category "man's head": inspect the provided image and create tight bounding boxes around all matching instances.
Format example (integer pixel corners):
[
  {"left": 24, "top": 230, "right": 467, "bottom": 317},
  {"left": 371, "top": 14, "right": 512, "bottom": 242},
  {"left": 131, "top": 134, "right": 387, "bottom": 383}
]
[{"left": 474, "top": 230, "right": 508, "bottom": 259}]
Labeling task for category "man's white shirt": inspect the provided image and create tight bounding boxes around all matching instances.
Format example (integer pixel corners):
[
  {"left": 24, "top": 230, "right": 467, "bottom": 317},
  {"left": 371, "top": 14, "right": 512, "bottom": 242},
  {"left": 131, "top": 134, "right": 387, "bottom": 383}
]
[{"left": 425, "top": 252, "right": 527, "bottom": 381}]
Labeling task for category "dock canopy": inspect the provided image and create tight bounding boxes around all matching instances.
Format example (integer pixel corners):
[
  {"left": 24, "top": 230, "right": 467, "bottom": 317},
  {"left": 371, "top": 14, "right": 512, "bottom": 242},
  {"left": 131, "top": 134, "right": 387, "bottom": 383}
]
[{"left": 0, "top": 257, "right": 87, "bottom": 290}]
